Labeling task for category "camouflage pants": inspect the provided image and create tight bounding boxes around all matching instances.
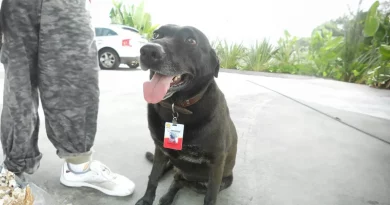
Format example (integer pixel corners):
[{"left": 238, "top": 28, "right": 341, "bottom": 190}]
[{"left": 0, "top": 0, "right": 100, "bottom": 174}]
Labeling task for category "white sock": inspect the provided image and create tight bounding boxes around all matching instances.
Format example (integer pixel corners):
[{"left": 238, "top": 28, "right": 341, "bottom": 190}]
[{"left": 68, "top": 161, "right": 91, "bottom": 173}]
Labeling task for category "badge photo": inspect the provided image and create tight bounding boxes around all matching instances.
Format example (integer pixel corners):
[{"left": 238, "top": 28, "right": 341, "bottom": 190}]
[{"left": 164, "top": 122, "right": 184, "bottom": 150}]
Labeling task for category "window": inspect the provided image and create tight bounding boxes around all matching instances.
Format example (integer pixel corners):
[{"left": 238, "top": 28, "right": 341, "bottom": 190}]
[
  {"left": 121, "top": 27, "right": 139, "bottom": 34},
  {"left": 95, "top": 28, "right": 118, "bottom": 37}
]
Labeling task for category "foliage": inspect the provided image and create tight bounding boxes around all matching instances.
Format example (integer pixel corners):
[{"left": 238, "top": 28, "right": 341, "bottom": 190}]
[
  {"left": 271, "top": 31, "right": 299, "bottom": 68},
  {"left": 308, "top": 28, "right": 344, "bottom": 78},
  {"left": 364, "top": 1, "right": 380, "bottom": 36},
  {"left": 110, "top": 0, "right": 159, "bottom": 39},
  {"left": 242, "top": 39, "right": 274, "bottom": 71},
  {"left": 269, "top": 31, "right": 314, "bottom": 74},
  {"left": 109, "top": 0, "right": 390, "bottom": 89},
  {"left": 213, "top": 39, "right": 246, "bottom": 69},
  {"left": 210, "top": 0, "right": 390, "bottom": 89},
  {"left": 337, "top": 1, "right": 367, "bottom": 83},
  {"left": 362, "top": 0, "right": 390, "bottom": 88}
]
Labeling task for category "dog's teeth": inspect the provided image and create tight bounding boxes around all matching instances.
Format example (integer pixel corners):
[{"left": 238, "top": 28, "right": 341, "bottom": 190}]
[
  {"left": 173, "top": 75, "right": 181, "bottom": 82},
  {"left": 170, "top": 75, "right": 182, "bottom": 85}
]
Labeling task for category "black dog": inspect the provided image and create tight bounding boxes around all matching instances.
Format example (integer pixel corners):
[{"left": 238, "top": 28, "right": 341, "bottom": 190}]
[{"left": 136, "top": 24, "right": 238, "bottom": 205}]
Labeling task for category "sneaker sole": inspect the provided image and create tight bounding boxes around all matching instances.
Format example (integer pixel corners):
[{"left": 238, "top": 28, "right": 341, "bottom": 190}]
[{"left": 60, "top": 176, "right": 134, "bottom": 197}]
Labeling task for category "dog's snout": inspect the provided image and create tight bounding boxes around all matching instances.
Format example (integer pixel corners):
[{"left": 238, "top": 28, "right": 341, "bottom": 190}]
[{"left": 140, "top": 44, "right": 165, "bottom": 65}]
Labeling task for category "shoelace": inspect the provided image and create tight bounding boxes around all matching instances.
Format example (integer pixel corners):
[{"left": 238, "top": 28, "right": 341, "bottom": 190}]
[{"left": 96, "top": 162, "right": 117, "bottom": 180}]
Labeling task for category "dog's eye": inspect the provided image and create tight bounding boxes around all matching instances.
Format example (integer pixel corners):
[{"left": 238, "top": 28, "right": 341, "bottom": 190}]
[
  {"left": 185, "top": 37, "right": 197, "bottom": 45},
  {"left": 152, "top": 32, "right": 160, "bottom": 39}
]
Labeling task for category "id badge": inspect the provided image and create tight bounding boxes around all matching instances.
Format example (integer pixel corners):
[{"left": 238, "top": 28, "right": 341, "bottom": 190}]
[{"left": 163, "top": 122, "right": 184, "bottom": 150}]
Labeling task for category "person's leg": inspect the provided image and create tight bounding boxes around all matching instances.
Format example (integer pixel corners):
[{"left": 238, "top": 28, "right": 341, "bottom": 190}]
[
  {"left": 38, "top": 0, "right": 98, "bottom": 166},
  {"left": 0, "top": 0, "right": 42, "bottom": 176},
  {"left": 38, "top": 0, "right": 134, "bottom": 196}
]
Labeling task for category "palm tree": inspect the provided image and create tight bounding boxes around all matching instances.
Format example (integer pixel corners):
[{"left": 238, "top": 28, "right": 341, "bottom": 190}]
[{"left": 109, "top": 0, "right": 159, "bottom": 40}]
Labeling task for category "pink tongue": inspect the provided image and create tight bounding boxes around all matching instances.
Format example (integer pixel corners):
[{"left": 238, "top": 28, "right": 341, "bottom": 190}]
[{"left": 143, "top": 73, "right": 174, "bottom": 104}]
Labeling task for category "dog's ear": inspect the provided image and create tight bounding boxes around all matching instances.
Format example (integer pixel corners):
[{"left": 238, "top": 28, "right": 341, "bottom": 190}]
[{"left": 210, "top": 48, "right": 220, "bottom": 78}]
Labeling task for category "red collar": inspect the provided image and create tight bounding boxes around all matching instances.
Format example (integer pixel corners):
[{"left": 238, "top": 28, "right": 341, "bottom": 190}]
[{"left": 158, "top": 82, "right": 211, "bottom": 115}]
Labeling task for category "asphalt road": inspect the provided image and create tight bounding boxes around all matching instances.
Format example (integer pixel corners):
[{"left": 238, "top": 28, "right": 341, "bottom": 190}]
[{"left": 0, "top": 67, "right": 389, "bottom": 205}]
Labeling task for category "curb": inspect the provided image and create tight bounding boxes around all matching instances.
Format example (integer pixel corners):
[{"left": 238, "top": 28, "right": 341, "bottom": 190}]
[{"left": 219, "top": 68, "right": 318, "bottom": 80}]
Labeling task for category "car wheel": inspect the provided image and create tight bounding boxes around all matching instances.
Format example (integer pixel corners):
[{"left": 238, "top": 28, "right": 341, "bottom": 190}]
[
  {"left": 98, "top": 48, "right": 120, "bottom": 70},
  {"left": 128, "top": 62, "right": 139, "bottom": 69}
]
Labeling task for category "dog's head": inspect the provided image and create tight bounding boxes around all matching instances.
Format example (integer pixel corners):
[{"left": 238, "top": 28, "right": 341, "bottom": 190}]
[{"left": 140, "top": 24, "right": 220, "bottom": 104}]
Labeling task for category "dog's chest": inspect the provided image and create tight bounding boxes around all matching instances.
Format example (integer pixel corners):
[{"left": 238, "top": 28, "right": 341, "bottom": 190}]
[{"left": 159, "top": 145, "right": 210, "bottom": 164}]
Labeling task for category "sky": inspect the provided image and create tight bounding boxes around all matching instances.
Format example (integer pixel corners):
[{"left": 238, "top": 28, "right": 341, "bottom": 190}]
[{"left": 90, "top": 0, "right": 375, "bottom": 46}]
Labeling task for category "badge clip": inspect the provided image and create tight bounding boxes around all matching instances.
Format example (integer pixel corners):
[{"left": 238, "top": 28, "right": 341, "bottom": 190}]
[{"left": 172, "top": 103, "right": 179, "bottom": 126}]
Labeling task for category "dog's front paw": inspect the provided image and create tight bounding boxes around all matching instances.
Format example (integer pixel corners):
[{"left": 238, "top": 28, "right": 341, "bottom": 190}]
[
  {"left": 203, "top": 201, "right": 216, "bottom": 205},
  {"left": 135, "top": 197, "right": 153, "bottom": 205},
  {"left": 159, "top": 194, "right": 175, "bottom": 205},
  {"left": 203, "top": 198, "right": 216, "bottom": 205}
]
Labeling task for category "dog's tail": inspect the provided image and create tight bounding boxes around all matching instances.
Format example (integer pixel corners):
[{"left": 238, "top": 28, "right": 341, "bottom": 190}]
[{"left": 145, "top": 151, "right": 173, "bottom": 178}]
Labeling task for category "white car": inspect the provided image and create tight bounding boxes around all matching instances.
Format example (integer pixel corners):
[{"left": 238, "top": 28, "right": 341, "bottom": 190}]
[{"left": 94, "top": 24, "right": 148, "bottom": 70}]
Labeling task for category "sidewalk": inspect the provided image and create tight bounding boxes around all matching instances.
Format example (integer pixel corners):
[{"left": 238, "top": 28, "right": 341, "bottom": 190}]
[{"left": 0, "top": 67, "right": 389, "bottom": 205}]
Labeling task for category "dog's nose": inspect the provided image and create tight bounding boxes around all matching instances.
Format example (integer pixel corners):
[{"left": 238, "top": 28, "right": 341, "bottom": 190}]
[{"left": 140, "top": 44, "right": 164, "bottom": 65}]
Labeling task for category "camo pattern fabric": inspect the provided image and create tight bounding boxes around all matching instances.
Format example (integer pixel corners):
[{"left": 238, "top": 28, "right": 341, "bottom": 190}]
[{"left": 0, "top": 0, "right": 100, "bottom": 174}]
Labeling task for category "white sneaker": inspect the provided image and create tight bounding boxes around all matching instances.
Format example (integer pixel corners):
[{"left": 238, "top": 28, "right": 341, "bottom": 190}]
[{"left": 60, "top": 160, "right": 135, "bottom": 196}]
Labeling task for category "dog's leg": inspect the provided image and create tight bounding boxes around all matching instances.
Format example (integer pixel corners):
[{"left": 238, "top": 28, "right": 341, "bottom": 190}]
[
  {"left": 136, "top": 146, "right": 170, "bottom": 205},
  {"left": 204, "top": 154, "right": 226, "bottom": 205},
  {"left": 145, "top": 151, "right": 173, "bottom": 179},
  {"left": 158, "top": 174, "right": 184, "bottom": 205}
]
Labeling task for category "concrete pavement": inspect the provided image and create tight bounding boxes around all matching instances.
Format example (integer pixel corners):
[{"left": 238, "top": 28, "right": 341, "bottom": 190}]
[{"left": 0, "top": 67, "right": 389, "bottom": 205}]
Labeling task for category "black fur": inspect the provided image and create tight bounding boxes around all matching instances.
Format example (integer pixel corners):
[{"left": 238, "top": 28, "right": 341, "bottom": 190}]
[{"left": 136, "top": 24, "right": 238, "bottom": 205}]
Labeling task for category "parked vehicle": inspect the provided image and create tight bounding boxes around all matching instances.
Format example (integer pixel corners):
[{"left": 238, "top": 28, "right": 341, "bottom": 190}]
[{"left": 94, "top": 24, "right": 148, "bottom": 70}]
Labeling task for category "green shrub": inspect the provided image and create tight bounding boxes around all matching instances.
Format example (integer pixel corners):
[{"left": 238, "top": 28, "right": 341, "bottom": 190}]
[
  {"left": 110, "top": 0, "right": 159, "bottom": 40},
  {"left": 213, "top": 39, "right": 246, "bottom": 69},
  {"left": 270, "top": 30, "right": 299, "bottom": 68},
  {"left": 243, "top": 39, "right": 274, "bottom": 71},
  {"left": 198, "top": 0, "right": 390, "bottom": 89}
]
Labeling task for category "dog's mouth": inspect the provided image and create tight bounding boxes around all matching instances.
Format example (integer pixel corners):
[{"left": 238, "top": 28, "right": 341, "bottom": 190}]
[
  {"left": 143, "top": 72, "right": 191, "bottom": 104},
  {"left": 170, "top": 74, "right": 190, "bottom": 87}
]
